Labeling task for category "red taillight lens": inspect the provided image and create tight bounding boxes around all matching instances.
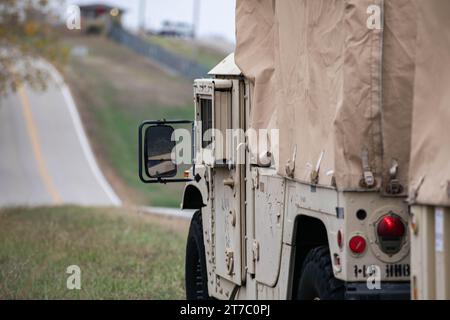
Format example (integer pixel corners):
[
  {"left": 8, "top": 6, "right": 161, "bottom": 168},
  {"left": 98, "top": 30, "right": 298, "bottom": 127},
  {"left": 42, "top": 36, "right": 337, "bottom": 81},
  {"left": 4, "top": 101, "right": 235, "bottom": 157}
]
[
  {"left": 349, "top": 235, "right": 366, "bottom": 255},
  {"left": 377, "top": 215, "right": 405, "bottom": 238},
  {"left": 376, "top": 214, "right": 406, "bottom": 255},
  {"left": 337, "top": 230, "right": 343, "bottom": 249}
]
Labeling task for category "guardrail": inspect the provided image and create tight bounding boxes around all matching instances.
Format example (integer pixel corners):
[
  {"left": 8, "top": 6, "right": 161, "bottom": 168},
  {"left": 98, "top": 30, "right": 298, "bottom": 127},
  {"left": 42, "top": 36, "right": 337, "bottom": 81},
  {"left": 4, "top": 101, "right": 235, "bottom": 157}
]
[{"left": 108, "top": 25, "right": 209, "bottom": 80}]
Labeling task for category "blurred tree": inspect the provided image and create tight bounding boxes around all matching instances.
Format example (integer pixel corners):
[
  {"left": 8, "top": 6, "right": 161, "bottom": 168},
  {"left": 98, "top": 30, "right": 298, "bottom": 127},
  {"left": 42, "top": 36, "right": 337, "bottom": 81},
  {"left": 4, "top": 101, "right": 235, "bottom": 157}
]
[{"left": 0, "top": 0, "right": 68, "bottom": 96}]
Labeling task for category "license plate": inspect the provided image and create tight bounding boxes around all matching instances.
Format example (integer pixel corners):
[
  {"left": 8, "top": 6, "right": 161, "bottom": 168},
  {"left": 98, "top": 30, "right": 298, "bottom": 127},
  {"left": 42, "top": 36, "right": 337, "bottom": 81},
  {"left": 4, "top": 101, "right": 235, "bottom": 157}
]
[{"left": 353, "top": 264, "right": 410, "bottom": 279}]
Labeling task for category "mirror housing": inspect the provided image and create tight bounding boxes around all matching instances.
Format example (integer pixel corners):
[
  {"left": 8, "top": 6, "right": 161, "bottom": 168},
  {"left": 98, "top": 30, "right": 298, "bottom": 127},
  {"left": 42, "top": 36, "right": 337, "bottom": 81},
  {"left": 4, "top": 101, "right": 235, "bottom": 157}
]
[{"left": 139, "top": 120, "right": 193, "bottom": 184}]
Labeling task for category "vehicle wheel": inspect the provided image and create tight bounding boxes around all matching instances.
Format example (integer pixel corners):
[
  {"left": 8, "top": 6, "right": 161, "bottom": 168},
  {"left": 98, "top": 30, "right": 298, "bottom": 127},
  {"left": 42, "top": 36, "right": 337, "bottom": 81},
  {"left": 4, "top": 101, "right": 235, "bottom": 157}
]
[
  {"left": 296, "top": 246, "right": 345, "bottom": 300},
  {"left": 185, "top": 210, "right": 210, "bottom": 300}
]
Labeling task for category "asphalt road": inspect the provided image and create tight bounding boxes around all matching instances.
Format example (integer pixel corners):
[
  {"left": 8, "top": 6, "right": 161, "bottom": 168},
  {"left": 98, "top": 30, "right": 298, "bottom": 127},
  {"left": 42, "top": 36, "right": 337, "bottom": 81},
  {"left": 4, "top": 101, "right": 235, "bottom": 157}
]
[{"left": 0, "top": 61, "right": 121, "bottom": 207}]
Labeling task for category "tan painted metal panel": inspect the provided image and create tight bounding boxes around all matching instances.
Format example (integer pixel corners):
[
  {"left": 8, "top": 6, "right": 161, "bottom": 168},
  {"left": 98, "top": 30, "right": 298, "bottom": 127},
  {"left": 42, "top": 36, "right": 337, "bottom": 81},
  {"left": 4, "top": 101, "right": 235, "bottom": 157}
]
[
  {"left": 411, "top": 206, "right": 436, "bottom": 299},
  {"left": 254, "top": 171, "right": 285, "bottom": 287}
]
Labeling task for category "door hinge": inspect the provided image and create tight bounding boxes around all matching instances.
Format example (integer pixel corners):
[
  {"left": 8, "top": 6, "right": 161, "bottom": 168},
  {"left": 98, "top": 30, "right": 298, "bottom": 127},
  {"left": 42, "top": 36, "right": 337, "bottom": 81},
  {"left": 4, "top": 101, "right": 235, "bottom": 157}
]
[
  {"left": 252, "top": 240, "right": 260, "bottom": 262},
  {"left": 251, "top": 169, "right": 259, "bottom": 190}
]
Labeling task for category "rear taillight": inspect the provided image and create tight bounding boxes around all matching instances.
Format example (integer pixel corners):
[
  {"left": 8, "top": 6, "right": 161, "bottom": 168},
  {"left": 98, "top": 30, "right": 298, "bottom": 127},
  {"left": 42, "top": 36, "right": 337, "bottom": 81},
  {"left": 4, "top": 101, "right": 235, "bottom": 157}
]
[
  {"left": 337, "top": 230, "right": 343, "bottom": 249},
  {"left": 349, "top": 235, "right": 366, "bottom": 255},
  {"left": 377, "top": 215, "right": 405, "bottom": 237},
  {"left": 376, "top": 213, "right": 406, "bottom": 255}
]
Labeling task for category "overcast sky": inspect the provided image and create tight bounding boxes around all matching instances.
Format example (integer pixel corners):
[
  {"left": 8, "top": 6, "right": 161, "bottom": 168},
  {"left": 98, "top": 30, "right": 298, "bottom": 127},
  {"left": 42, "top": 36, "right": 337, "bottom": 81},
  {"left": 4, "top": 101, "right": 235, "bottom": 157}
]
[{"left": 66, "top": 0, "right": 236, "bottom": 42}]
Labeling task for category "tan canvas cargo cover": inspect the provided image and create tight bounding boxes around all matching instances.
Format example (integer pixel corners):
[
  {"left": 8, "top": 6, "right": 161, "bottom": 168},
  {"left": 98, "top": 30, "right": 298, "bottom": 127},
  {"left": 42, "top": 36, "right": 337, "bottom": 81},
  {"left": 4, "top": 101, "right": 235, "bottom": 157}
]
[
  {"left": 235, "top": 0, "right": 417, "bottom": 193},
  {"left": 409, "top": 0, "right": 450, "bottom": 207}
]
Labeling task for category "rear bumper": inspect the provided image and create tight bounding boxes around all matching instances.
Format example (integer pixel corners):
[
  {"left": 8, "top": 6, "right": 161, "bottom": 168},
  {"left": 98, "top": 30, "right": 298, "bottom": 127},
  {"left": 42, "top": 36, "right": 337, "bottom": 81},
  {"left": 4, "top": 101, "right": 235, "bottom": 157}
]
[{"left": 345, "top": 282, "right": 410, "bottom": 300}]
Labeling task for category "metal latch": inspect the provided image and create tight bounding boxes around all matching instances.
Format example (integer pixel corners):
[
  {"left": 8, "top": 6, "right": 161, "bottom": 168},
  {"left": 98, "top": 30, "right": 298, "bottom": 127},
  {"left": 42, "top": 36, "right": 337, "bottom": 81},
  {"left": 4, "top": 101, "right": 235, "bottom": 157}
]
[
  {"left": 387, "top": 179, "right": 403, "bottom": 194},
  {"left": 225, "top": 249, "right": 234, "bottom": 275},
  {"left": 386, "top": 159, "right": 404, "bottom": 195},
  {"left": 285, "top": 145, "right": 297, "bottom": 178},
  {"left": 310, "top": 150, "right": 324, "bottom": 185},
  {"left": 223, "top": 177, "right": 235, "bottom": 189},
  {"left": 409, "top": 175, "right": 425, "bottom": 204},
  {"left": 360, "top": 149, "right": 376, "bottom": 188}
]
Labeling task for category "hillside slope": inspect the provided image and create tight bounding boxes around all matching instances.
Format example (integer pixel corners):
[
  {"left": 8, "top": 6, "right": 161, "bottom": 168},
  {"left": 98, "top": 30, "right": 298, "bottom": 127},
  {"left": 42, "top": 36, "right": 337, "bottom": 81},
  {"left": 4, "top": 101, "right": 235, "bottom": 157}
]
[{"left": 63, "top": 35, "right": 193, "bottom": 207}]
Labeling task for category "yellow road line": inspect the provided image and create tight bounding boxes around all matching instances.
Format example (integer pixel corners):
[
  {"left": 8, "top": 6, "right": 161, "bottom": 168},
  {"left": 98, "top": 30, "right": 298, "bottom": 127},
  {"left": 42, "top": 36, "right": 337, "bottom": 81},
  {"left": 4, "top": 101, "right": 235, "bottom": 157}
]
[{"left": 17, "top": 84, "right": 62, "bottom": 204}]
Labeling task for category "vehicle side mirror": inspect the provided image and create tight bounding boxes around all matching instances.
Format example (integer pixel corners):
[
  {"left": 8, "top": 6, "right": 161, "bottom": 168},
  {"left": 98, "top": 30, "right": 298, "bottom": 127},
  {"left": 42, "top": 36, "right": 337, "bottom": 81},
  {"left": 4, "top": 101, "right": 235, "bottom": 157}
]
[
  {"left": 138, "top": 119, "right": 193, "bottom": 184},
  {"left": 144, "top": 125, "right": 177, "bottom": 178}
]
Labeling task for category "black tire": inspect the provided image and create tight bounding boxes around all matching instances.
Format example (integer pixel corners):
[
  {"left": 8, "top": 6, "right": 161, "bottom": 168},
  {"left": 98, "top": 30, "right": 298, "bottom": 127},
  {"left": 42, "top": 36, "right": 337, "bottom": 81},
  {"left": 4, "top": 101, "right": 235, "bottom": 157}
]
[
  {"left": 296, "top": 246, "right": 345, "bottom": 300},
  {"left": 185, "top": 210, "right": 210, "bottom": 300}
]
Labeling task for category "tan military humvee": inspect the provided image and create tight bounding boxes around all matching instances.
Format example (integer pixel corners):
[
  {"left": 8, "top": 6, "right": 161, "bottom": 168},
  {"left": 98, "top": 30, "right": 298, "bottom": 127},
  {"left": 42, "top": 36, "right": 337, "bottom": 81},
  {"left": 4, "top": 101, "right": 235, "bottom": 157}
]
[
  {"left": 139, "top": 54, "right": 410, "bottom": 300},
  {"left": 139, "top": 0, "right": 450, "bottom": 301},
  {"left": 137, "top": 0, "right": 450, "bottom": 300}
]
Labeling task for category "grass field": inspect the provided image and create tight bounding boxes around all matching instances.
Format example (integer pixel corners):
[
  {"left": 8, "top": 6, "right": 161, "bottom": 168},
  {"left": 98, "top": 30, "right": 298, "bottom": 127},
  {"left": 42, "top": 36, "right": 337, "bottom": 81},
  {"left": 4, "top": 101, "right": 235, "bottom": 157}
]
[
  {"left": 144, "top": 35, "right": 229, "bottom": 70},
  {"left": 0, "top": 206, "right": 188, "bottom": 299},
  {"left": 63, "top": 35, "right": 194, "bottom": 207}
]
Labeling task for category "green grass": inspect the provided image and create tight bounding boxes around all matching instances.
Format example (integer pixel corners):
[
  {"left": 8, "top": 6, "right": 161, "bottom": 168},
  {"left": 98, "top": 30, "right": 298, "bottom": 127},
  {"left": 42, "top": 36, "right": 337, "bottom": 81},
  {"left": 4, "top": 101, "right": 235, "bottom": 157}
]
[{"left": 0, "top": 206, "right": 188, "bottom": 299}]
